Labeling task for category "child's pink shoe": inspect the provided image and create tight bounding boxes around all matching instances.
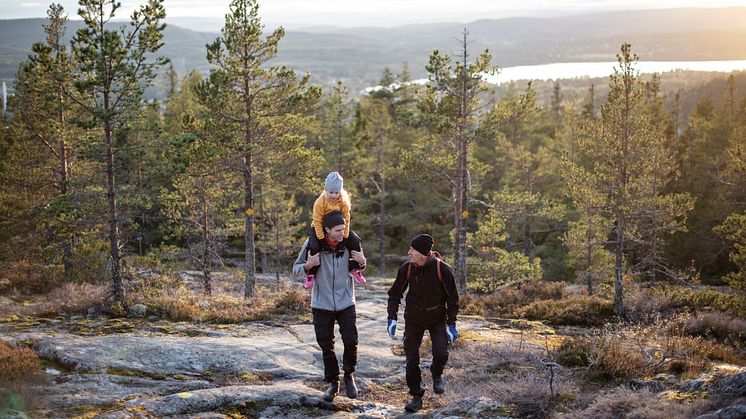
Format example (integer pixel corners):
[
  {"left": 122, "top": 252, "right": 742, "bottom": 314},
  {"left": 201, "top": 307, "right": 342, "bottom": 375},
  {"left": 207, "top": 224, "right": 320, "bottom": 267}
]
[
  {"left": 304, "top": 274, "right": 315, "bottom": 289},
  {"left": 350, "top": 269, "right": 366, "bottom": 284}
]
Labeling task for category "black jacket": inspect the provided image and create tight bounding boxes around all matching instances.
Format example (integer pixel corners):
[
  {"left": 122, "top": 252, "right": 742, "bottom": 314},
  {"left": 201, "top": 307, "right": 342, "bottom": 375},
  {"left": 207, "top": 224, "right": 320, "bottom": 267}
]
[{"left": 387, "top": 256, "right": 459, "bottom": 326}]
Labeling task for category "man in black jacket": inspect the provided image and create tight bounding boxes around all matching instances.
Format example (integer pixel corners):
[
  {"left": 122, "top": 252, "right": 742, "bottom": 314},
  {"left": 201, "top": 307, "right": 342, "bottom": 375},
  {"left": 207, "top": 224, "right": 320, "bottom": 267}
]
[{"left": 386, "top": 234, "right": 460, "bottom": 412}]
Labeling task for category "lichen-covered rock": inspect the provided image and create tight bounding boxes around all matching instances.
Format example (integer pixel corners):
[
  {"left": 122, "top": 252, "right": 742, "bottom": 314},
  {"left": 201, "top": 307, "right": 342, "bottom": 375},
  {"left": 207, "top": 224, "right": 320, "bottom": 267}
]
[
  {"left": 431, "top": 396, "right": 510, "bottom": 418},
  {"left": 32, "top": 330, "right": 319, "bottom": 378},
  {"left": 712, "top": 372, "right": 746, "bottom": 402},
  {"left": 123, "top": 381, "right": 400, "bottom": 417},
  {"left": 696, "top": 404, "right": 746, "bottom": 419},
  {"left": 36, "top": 373, "right": 212, "bottom": 411}
]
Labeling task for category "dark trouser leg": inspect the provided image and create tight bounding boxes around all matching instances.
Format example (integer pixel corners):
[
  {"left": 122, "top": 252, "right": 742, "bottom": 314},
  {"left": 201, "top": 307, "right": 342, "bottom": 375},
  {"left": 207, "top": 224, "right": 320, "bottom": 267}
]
[
  {"left": 313, "top": 308, "right": 339, "bottom": 382},
  {"left": 404, "top": 320, "right": 426, "bottom": 396},
  {"left": 429, "top": 321, "right": 449, "bottom": 378},
  {"left": 346, "top": 230, "right": 362, "bottom": 270},
  {"left": 337, "top": 305, "right": 358, "bottom": 375},
  {"left": 308, "top": 226, "right": 321, "bottom": 275}
]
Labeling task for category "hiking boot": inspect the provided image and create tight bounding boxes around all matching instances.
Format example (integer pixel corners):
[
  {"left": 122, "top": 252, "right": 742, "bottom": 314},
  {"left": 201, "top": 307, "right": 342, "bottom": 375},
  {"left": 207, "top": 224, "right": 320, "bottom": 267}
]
[
  {"left": 404, "top": 392, "right": 423, "bottom": 412},
  {"left": 344, "top": 373, "right": 358, "bottom": 398},
  {"left": 323, "top": 381, "right": 339, "bottom": 402},
  {"left": 433, "top": 376, "right": 445, "bottom": 394},
  {"left": 349, "top": 269, "right": 366, "bottom": 284},
  {"left": 304, "top": 274, "right": 315, "bottom": 289}
]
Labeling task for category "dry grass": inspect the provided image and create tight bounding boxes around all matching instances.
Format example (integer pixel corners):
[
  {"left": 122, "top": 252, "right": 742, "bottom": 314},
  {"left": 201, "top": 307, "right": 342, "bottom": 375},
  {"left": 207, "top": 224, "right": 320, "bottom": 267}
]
[
  {"left": 0, "top": 282, "right": 108, "bottom": 318},
  {"left": 124, "top": 272, "right": 311, "bottom": 323},
  {"left": 557, "top": 387, "right": 711, "bottom": 419},
  {"left": 446, "top": 342, "right": 578, "bottom": 418},
  {"left": 363, "top": 380, "right": 415, "bottom": 410}
]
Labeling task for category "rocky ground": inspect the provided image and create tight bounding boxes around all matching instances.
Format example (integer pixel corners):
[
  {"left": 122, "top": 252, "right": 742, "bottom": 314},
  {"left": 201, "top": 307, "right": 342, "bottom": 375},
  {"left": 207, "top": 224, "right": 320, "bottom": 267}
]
[
  {"left": 1, "top": 276, "right": 744, "bottom": 418},
  {"left": 0, "top": 277, "right": 524, "bottom": 418}
]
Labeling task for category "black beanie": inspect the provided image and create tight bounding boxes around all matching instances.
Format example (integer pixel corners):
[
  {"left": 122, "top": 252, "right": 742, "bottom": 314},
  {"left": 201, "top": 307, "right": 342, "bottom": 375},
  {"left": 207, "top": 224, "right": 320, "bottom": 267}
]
[
  {"left": 323, "top": 210, "right": 346, "bottom": 229},
  {"left": 410, "top": 234, "right": 434, "bottom": 255}
]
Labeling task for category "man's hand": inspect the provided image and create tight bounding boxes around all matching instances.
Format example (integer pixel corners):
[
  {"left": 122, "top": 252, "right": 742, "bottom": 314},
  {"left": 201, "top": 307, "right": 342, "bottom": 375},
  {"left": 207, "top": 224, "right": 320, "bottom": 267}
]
[
  {"left": 350, "top": 249, "right": 366, "bottom": 267},
  {"left": 387, "top": 319, "right": 397, "bottom": 340},
  {"left": 304, "top": 253, "right": 320, "bottom": 272},
  {"left": 446, "top": 324, "right": 458, "bottom": 344}
]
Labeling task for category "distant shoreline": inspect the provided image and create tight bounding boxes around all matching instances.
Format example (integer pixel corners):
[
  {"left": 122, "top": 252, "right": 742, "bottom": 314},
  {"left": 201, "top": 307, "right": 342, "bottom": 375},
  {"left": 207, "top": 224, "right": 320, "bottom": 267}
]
[{"left": 365, "top": 59, "right": 746, "bottom": 93}]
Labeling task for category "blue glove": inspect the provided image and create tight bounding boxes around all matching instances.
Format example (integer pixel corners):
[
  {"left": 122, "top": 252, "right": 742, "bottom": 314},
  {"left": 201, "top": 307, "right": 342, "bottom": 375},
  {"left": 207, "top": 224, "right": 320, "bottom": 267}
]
[
  {"left": 446, "top": 325, "right": 458, "bottom": 344},
  {"left": 387, "top": 319, "right": 397, "bottom": 340}
]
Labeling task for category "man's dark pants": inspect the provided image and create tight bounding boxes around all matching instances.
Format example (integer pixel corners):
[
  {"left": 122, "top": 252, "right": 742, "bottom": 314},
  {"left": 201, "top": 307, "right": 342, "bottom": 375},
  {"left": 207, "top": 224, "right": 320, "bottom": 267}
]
[
  {"left": 312, "top": 305, "right": 358, "bottom": 382},
  {"left": 403, "top": 317, "right": 448, "bottom": 395}
]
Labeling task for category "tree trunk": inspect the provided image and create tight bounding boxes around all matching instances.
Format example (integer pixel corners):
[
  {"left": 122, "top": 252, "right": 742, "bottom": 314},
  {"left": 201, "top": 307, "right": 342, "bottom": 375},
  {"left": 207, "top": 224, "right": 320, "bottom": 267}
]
[
  {"left": 377, "top": 126, "right": 386, "bottom": 276},
  {"left": 58, "top": 86, "right": 72, "bottom": 283},
  {"left": 105, "top": 113, "right": 123, "bottom": 302},
  {"left": 202, "top": 190, "right": 212, "bottom": 295},
  {"left": 614, "top": 215, "right": 625, "bottom": 316},
  {"left": 454, "top": 129, "right": 469, "bottom": 294},
  {"left": 586, "top": 225, "right": 593, "bottom": 296},
  {"left": 274, "top": 215, "right": 280, "bottom": 292},
  {"left": 258, "top": 184, "right": 268, "bottom": 274},
  {"left": 243, "top": 151, "right": 256, "bottom": 298},
  {"left": 523, "top": 223, "right": 533, "bottom": 258},
  {"left": 378, "top": 178, "right": 386, "bottom": 276}
]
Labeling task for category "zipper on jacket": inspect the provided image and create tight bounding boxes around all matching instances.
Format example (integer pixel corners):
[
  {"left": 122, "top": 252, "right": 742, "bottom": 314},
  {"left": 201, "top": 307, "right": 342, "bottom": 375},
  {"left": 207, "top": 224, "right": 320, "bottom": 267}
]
[{"left": 332, "top": 254, "right": 337, "bottom": 312}]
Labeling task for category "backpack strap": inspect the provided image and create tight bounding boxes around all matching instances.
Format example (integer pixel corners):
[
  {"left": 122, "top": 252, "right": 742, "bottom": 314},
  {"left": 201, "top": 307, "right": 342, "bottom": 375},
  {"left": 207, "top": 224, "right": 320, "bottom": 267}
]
[{"left": 406, "top": 252, "right": 448, "bottom": 297}]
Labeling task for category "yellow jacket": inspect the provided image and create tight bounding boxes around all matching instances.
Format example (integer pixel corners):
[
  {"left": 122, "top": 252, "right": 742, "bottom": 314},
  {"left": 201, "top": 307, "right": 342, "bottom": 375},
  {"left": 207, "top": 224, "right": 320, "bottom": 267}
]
[{"left": 312, "top": 190, "right": 351, "bottom": 239}]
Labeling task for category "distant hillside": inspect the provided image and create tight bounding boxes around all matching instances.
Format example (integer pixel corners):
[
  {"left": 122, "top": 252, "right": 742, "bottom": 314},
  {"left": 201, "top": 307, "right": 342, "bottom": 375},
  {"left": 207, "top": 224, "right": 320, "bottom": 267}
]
[{"left": 2, "top": 7, "right": 746, "bottom": 94}]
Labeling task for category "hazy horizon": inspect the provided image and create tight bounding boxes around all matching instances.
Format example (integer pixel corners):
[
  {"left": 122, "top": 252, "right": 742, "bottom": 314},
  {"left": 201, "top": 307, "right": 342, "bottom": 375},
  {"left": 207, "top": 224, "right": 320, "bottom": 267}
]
[{"left": 3, "top": 0, "right": 746, "bottom": 28}]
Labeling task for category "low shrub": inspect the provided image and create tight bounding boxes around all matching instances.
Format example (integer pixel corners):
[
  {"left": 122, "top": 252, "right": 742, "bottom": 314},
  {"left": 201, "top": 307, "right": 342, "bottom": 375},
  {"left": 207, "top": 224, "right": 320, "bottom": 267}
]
[
  {"left": 664, "top": 335, "right": 744, "bottom": 365},
  {"left": 625, "top": 292, "right": 684, "bottom": 323},
  {"left": 515, "top": 295, "right": 615, "bottom": 327},
  {"left": 0, "top": 259, "right": 59, "bottom": 295},
  {"left": 554, "top": 334, "right": 649, "bottom": 382},
  {"left": 271, "top": 288, "right": 310, "bottom": 315},
  {"left": 678, "top": 311, "right": 746, "bottom": 348},
  {"left": 461, "top": 281, "right": 565, "bottom": 317},
  {"left": 0, "top": 339, "right": 40, "bottom": 382},
  {"left": 555, "top": 337, "right": 593, "bottom": 367},
  {"left": 654, "top": 287, "right": 746, "bottom": 317}
]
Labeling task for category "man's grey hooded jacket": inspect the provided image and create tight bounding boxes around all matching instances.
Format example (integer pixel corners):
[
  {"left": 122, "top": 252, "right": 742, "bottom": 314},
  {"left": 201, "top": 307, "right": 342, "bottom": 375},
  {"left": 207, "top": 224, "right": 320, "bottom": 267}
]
[{"left": 293, "top": 239, "right": 357, "bottom": 312}]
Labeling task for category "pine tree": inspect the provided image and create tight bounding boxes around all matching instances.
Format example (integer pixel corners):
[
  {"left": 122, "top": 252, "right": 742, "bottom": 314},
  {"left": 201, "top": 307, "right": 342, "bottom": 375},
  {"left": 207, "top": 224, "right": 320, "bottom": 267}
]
[
  {"left": 10, "top": 4, "right": 80, "bottom": 282},
  {"left": 68, "top": 0, "right": 168, "bottom": 301},
  {"left": 418, "top": 29, "right": 497, "bottom": 293},
  {"left": 161, "top": 133, "right": 239, "bottom": 295},
  {"left": 563, "top": 44, "right": 693, "bottom": 315},
  {"left": 550, "top": 81, "right": 562, "bottom": 122},
  {"left": 196, "top": 0, "right": 321, "bottom": 298},
  {"left": 318, "top": 82, "right": 353, "bottom": 172},
  {"left": 358, "top": 95, "right": 394, "bottom": 274}
]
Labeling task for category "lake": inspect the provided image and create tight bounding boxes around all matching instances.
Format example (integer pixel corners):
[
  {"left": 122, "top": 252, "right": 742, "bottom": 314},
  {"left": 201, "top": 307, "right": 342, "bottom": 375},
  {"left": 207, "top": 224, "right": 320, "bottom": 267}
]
[{"left": 365, "top": 59, "right": 746, "bottom": 93}]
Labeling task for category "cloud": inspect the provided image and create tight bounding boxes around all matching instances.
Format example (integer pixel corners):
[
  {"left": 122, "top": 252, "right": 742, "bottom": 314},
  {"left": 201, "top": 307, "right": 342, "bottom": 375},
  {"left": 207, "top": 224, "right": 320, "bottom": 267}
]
[{"left": 19, "top": 2, "right": 43, "bottom": 6}]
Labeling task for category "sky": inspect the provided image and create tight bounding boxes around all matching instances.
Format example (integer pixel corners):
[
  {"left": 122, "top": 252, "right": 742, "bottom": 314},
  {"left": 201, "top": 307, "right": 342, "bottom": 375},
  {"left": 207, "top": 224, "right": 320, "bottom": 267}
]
[{"left": 3, "top": 0, "right": 746, "bottom": 27}]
